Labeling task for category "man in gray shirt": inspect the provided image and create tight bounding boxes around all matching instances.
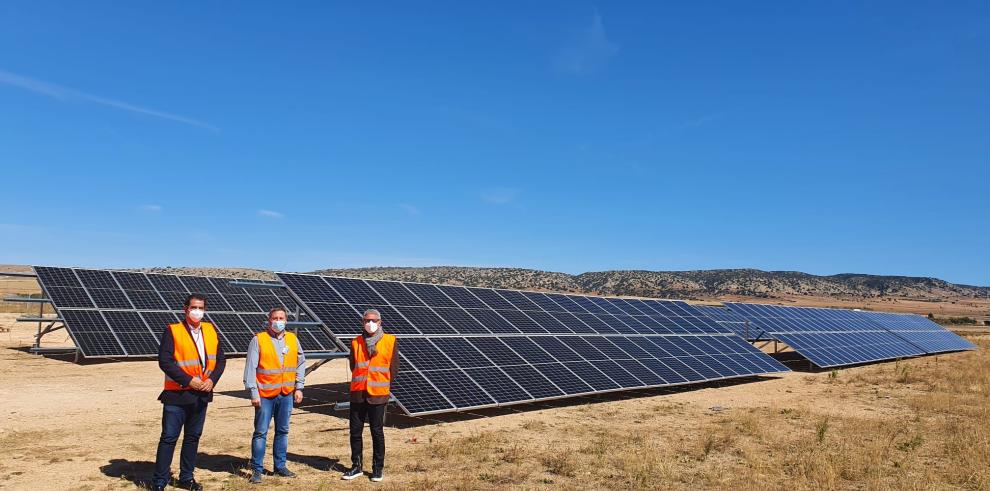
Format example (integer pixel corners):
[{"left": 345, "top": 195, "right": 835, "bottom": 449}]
[{"left": 243, "top": 307, "right": 306, "bottom": 484}]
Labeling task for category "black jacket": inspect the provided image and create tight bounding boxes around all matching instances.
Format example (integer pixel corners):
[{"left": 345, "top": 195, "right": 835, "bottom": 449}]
[{"left": 157, "top": 321, "right": 226, "bottom": 405}]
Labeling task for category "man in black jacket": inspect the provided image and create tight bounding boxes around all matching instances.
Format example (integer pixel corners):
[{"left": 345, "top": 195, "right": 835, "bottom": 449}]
[{"left": 151, "top": 294, "right": 226, "bottom": 491}]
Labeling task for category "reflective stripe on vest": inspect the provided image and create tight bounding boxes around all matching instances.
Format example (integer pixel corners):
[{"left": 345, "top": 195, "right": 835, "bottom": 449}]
[
  {"left": 163, "top": 322, "right": 219, "bottom": 391},
  {"left": 256, "top": 331, "right": 298, "bottom": 398},
  {"left": 350, "top": 334, "right": 395, "bottom": 397}
]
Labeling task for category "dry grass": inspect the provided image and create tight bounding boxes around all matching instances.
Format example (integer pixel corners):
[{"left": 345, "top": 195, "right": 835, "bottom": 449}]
[{"left": 387, "top": 336, "right": 990, "bottom": 490}]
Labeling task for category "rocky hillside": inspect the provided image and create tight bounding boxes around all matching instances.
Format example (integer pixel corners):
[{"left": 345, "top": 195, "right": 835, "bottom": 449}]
[
  {"left": 126, "top": 265, "right": 988, "bottom": 301},
  {"left": 311, "top": 267, "right": 990, "bottom": 301}
]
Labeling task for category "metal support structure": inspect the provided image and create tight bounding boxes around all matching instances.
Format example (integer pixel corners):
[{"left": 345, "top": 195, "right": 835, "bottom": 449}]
[
  {"left": 17, "top": 316, "right": 63, "bottom": 323},
  {"left": 3, "top": 295, "right": 51, "bottom": 303},
  {"left": 0, "top": 271, "right": 37, "bottom": 278},
  {"left": 2, "top": 287, "right": 78, "bottom": 357},
  {"left": 227, "top": 279, "right": 286, "bottom": 289},
  {"left": 333, "top": 397, "right": 396, "bottom": 424}
]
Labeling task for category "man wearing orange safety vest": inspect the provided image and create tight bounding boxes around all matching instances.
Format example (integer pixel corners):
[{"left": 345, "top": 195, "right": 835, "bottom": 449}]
[
  {"left": 243, "top": 307, "right": 306, "bottom": 484},
  {"left": 152, "top": 294, "right": 226, "bottom": 491},
  {"left": 341, "top": 309, "right": 398, "bottom": 483}
]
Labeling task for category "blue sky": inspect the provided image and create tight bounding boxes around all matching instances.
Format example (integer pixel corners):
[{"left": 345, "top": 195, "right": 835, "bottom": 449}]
[{"left": 1, "top": 2, "right": 987, "bottom": 285}]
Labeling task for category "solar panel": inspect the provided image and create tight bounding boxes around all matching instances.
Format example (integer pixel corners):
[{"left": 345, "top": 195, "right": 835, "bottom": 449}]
[
  {"left": 33, "top": 267, "right": 342, "bottom": 358},
  {"left": 722, "top": 302, "right": 931, "bottom": 368},
  {"left": 277, "top": 273, "right": 789, "bottom": 416},
  {"left": 695, "top": 305, "right": 771, "bottom": 341},
  {"left": 859, "top": 311, "right": 976, "bottom": 353}
]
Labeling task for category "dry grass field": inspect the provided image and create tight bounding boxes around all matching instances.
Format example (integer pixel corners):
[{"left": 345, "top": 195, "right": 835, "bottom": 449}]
[{"left": 1, "top": 308, "right": 989, "bottom": 491}]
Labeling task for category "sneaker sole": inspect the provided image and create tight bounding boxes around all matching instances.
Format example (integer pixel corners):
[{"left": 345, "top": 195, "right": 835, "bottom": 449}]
[
  {"left": 371, "top": 477, "right": 383, "bottom": 482},
  {"left": 342, "top": 474, "right": 362, "bottom": 481}
]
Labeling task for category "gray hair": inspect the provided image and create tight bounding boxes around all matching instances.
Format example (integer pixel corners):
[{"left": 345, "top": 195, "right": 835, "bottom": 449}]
[{"left": 363, "top": 309, "right": 381, "bottom": 319}]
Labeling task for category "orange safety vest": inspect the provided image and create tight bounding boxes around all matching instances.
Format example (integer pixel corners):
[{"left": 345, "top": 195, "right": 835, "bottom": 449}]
[
  {"left": 163, "top": 322, "right": 219, "bottom": 391},
  {"left": 350, "top": 334, "right": 395, "bottom": 397},
  {"left": 255, "top": 331, "right": 299, "bottom": 398}
]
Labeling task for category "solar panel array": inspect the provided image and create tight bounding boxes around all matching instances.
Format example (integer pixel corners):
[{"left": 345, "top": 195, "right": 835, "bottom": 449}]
[
  {"left": 277, "top": 273, "right": 789, "bottom": 415},
  {"left": 33, "top": 267, "right": 342, "bottom": 358},
  {"left": 860, "top": 311, "right": 976, "bottom": 353},
  {"left": 694, "top": 305, "right": 771, "bottom": 341},
  {"left": 722, "top": 302, "right": 937, "bottom": 368}
]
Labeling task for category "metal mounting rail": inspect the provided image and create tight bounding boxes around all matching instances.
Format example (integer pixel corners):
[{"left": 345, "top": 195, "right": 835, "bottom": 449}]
[
  {"left": 228, "top": 280, "right": 286, "bottom": 289},
  {"left": 0, "top": 271, "right": 37, "bottom": 278},
  {"left": 17, "top": 316, "right": 62, "bottom": 323},
  {"left": 3, "top": 296, "right": 51, "bottom": 303}
]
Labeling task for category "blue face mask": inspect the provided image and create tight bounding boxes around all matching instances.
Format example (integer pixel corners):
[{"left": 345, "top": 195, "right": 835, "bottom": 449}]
[{"left": 272, "top": 320, "right": 286, "bottom": 332}]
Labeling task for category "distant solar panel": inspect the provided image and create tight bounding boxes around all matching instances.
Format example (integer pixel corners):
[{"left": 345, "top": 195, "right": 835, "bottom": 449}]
[
  {"left": 33, "top": 267, "right": 341, "bottom": 358},
  {"left": 695, "top": 305, "right": 771, "bottom": 340},
  {"left": 722, "top": 302, "right": 929, "bottom": 368},
  {"left": 859, "top": 311, "right": 976, "bottom": 353},
  {"left": 277, "top": 273, "right": 789, "bottom": 416}
]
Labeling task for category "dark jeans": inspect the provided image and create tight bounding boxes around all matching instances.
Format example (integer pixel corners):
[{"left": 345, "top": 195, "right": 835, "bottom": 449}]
[
  {"left": 153, "top": 401, "right": 208, "bottom": 486},
  {"left": 251, "top": 393, "right": 293, "bottom": 472},
  {"left": 349, "top": 401, "right": 386, "bottom": 471}
]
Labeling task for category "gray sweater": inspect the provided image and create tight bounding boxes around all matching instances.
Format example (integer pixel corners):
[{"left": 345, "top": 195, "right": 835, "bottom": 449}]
[{"left": 243, "top": 331, "right": 306, "bottom": 400}]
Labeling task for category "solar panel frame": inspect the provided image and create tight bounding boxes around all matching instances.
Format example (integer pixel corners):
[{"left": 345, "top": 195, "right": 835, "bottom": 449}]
[
  {"left": 276, "top": 273, "right": 791, "bottom": 416},
  {"left": 722, "top": 302, "right": 933, "bottom": 368},
  {"left": 33, "top": 267, "right": 343, "bottom": 358}
]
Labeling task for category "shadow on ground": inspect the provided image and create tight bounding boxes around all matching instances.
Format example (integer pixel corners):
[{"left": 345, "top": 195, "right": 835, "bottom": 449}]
[
  {"left": 219, "top": 375, "right": 782, "bottom": 429},
  {"left": 101, "top": 452, "right": 345, "bottom": 488}
]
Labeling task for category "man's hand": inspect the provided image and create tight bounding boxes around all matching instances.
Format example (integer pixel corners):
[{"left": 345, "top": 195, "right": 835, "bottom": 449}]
[
  {"left": 251, "top": 398, "right": 261, "bottom": 408},
  {"left": 187, "top": 377, "right": 205, "bottom": 391},
  {"left": 294, "top": 389, "right": 303, "bottom": 404},
  {"left": 200, "top": 378, "right": 214, "bottom": 392}
]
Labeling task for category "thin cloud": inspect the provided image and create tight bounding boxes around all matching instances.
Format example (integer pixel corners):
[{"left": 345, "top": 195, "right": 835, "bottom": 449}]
[
  {"left": 399, "top": 203, "right": 422, "bottom": 216},
  {"left": 679, "top": 113, "right": 724, "bottom": 129},
  {"left": 481, "top": 187, "right": 520, "bottom": 205},
  {"left": 554, "top": 11, "right": 620, "bottom": 75},
  {"left": 140, "top": 204, "right": 163, "bottom": 213},
  {"left": 0, "top": 69, "right": 219, "bottom": 131},
  {"left": 257, "top": 209, "right": 284, "bottom": 219}
]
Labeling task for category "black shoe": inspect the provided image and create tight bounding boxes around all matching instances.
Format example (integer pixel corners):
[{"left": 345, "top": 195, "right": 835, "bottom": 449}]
[
  {"left": 274, "top": 467, "right": 297, "bottom": 478},
  {"left": 341, "top": 465, "right": 363, "bottom": 480},
  {"left": 249, "top": 470, "right": 263, "bottom": 484},
  {"left": 176, "top": 479, "right": 204, "bottom": 491},
  {"left": 370, "top": 469, "right": 383, "bottom": 482}
]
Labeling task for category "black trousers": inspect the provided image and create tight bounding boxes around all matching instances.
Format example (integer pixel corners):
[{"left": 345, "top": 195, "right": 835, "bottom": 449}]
[
  {"left": 349, "top": 401, "right": 386, "bottom": 470},
  {"left": 153, "top": 401, "right": 208, "bottom": 486}
]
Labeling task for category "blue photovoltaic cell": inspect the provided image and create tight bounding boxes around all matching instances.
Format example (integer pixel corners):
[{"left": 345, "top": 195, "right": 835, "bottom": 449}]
[
  {"left": 34, "top": 267, "right": 340, "bottom": 358},
  {"left": 464, "top": 367, "right": 532, "bottom": 403},
  {"left": 391, "top": 371, "right": 454, "bottom": 414},
  {"left": 366, "top": 280, "right": 425, "bottom": 307},
  {"left": 500, "top": 364, "right": 565, "bottom": 398},
  {"left": 859, "top": 311, "right": 976, "bottom": 353},
  {"left": 276, "top": 273, "right": 791, "bottom": 416},
  {"left": 421, "top": 369, "right": 496, "bottom": 409},
  {"left": 723, "top": 302, "right": 933, "bottom": 368},
  {"left": 403, "top": 283, "right": 460, "bottom": 308}
]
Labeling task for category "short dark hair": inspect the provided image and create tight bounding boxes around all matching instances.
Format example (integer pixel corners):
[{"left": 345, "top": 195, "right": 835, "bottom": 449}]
[
  {"left": 268, "top": 307, "right": 287, "bottom": 319},
  {"left": 184, "top": 293, "right": 207, "bottom": 307}
]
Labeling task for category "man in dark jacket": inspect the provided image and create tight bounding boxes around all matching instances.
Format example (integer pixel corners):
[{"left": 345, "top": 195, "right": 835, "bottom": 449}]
[
  {"left": 151, "top": 294, "right": 226, "bottom": 491},
  {"left": 341, "top": 309, "right": 398, "bottom": 483}
]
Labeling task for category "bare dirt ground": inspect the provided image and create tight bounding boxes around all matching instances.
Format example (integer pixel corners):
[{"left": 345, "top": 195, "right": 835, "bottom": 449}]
[{"left": 2, "top": 311, "right": 989, "bottom": 490}]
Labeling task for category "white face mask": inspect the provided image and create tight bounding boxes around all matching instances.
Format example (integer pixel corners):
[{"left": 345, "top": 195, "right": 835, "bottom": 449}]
[
  {"left": 271, "top": 320, "right": 286, "bottom": 332},
  {"left": 364, "top": 320, "right": 379, "bottom": 334},
  {"left": 187, "top": 308, "right": 205, "bottom": 322}
]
